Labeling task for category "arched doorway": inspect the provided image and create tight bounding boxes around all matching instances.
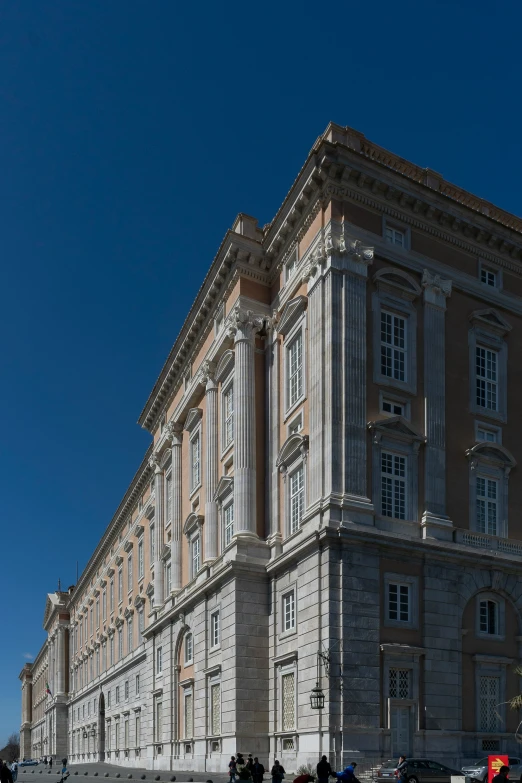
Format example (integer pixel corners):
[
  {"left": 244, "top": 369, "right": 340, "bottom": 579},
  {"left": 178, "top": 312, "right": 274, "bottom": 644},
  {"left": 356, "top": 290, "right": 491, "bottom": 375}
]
[{"left": 98, "top": 692, "right": 105, "bottom": 762}]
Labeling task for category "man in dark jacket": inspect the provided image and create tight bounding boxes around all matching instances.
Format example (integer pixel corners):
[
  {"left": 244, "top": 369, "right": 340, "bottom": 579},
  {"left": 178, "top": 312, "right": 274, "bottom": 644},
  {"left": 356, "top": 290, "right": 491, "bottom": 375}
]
[
  {"left": 492, "top": 766, "right": 510, "bottom": 783},
  {"left": 0, "top": 761, "right": 14, "bottom": 783},
  {"left": 317, "top": 756, "right": 333, "bottom": 783},
  {"left": 252, "top": 758, "right": 265, "bottom": 783},
  {"left": 395, "top": 758, "right": 408, "bottom": 783}
]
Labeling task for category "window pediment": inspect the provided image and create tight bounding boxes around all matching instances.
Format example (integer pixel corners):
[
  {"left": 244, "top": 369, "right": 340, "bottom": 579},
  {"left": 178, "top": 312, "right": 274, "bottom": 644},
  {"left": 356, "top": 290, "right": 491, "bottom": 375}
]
[
  {"left": 277, "top": 296, "right": 307, "bottom": 336},
  {"left": 368, "top": 416, "right": 425, "bottom": 445},
  {"left": 145, "top": 582, "right": 154, "bottom": 597},
  {"left": 161, "top": 544, "right": 170, "bottom": 561},
  {"left": 373, "top": 267, "right": 421, "bottom": 301},
  {"left": 214, "top": 475, "right": 233, "bottom": 502},
  {"left": 469, "top": 308, "right": 512, "bottom": 336},
  {"left": 115, "top": 555, "right": 123, "bottom": 566},
  {"left": 134, "top": 595, "right": 145, "bottom": 608},
  {"left": 123, "top": 540, "right": 133, "bottom": 553},
  {"left": 123, "top": 607, "right": 134, "bottom": 619},
  {"left": 215, "top": 350, "right": 235, "bottom": 383},
  {"left": 183, "top": 513, "right": 203, "bottom": 536},
  {"left": 184, "top": 408, "right": 203, "bottom": 434},
  {"left": 466, "top": 442, "right": 516, "bottom": 471},
  {"left": 276, "top": 433, "right": 309, "bottom": 473}
]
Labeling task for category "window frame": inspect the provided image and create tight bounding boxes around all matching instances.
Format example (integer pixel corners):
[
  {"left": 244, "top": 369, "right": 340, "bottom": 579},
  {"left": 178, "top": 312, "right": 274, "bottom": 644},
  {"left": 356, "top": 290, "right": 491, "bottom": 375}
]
[
  {"left": 191, "top": 533, "right": 201, "bottom": 580},
  {"left": 383, "top": 572, "right": 418, "bottom": 630},
  {"left": 278, "top": 663, "right": 297, "bottom": 734},
  {"left": 476, "top": 592, "right": 505, "bottom": 641},
  {"left": 165, "top": 471, "right": 173, "bottom": 527},
  {"left": 282, "top": 590, "right": 296, "bottom": 634},
  {"left": 469, "top": 322, "right": 508, "bottom": 423},
  {"left": 277, "top": 434, "right": 308, "bottom": 540},
  {"left": 184, "top": 632, "right": 193, "bottom": 665},
  {"left": 475, "top": 421, "right": 502, "bottom": 444},
  {"left": 467, "top": 446, "right": 511, "bottom": 540},
  {"left": 284, "top": 321, "right": 306, "bottom": 418},
  {"left": 221, "top": 375, "right": 235, "bottom": 454},
  {"left": 156, "top": 645, "right": 163, "bottom": 676},
  {"left": 223, "top": 500, "right": 235, "bottom": 549},
  {"left": 478, "top": 260, "right": 503, "bottom": 292},
  {"left": 210, "top": 610, "right": 220, "bottom": 650},
  {"left": 379, "top": 390, "right": 411, "bottom": 420},
  {"left": 383, "top": 218, "right": 410, "bottom": 250},
  {"left": 372, "top": 291, "right": 417, "bottom": 395},
  {"left": 190, "top": 428, "right": 202, "bottom": 495},
  {"left": 137, "top": 538, "right": 144, "bottom": 580}
]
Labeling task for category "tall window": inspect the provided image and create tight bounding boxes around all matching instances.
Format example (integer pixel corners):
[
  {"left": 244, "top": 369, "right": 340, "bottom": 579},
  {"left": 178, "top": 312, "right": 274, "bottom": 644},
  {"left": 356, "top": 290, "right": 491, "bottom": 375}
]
[
  {"left": 138, "top": 608, "right": 144, "bottom": 642},
  {"left": 90, "top": 607, "right": 94, "bottom": 636},
  {"left": 191, "top": 433, "right": 201, "bottom": 490},
  {"left": 282, "top": 672, "right": 295, "bottom": 731},
  {"left": 102, "top": 642, "right": 107, "bottom": 672},
  {"left": 118, "top": 568, "right": 123, "bottom": 604},
  {"left": 115, "top": 685, "right": 120, "bottom": 704},
  {"left": 110, "top": 580, "right": 114, "bottom": 613},
  {"left": 102, "top": 590, "right": 106, "bottom": 622},
  {"left": 283, "top": 591, "right": 295, "bottom": 632},
  {"left": 124, "top": 680, "right": 129, "bottom": 700},
  {"left": 476, "top": 347, "right": 498, "bottom": 411},
  {"left": 155, "top": 701, "right": 163, "bottom": 742},
  {"left": 381, "top": 311, "right": 406, "bottom": 382},
  {"left": 135, "top": 715, "right": 140, "bottom": 748},
  {"left": 166, "top": 474, "right": 172, "bottom": 524},
  {"left": 289, "top": 466, "right": 304, "bottom": 534},
  {"left": 127, "top": 555, "right": 133, "bottom": 593},
  {"left": 165, "top": 562, "right": 172, "bottom": 594},
  {"left": 476, "top": 476, "right": 498, "bottom": 535},
  {"left": 110, "top": 634, "right": 114, "bottom": 666},
  {"left": 223, "top": 383, "right": 234, "bottom": 448},
  {"left": 224, "top": 502, "right": 234, "bottom": 547},
  {"left": 287, "top": 332, "right": 303, "bottom": 407},
  {"left": 381, "top": 451, "right": 406, "bottom": 519},
  {"left": 479, "top": 599, "right": 498, "bottom": 635},
  {"left": 118, "top": 627, "right": 123, "bottom": 660},
  {"left": 96, "top": 647, "right": 100, "bottom": 676},
  {"left": 127, "top": 617, "right": 133, "bottom": 652},
  {"left": 107, "top": 689, "right": 111, "bottom": 708},
  {"left": 211, "top": 611, "right": 220, "bottom": 648},
  {"left": 388, "top": 583, "right": 410, "bottom": 622},
  {"left": 192, "top": 536, "right": 201, "bottom": 577},
  {"left": 385, "top": 225, "right": 406, "bottom": 247},
  {"left": 124, "top": 719, "right": 129, "bottom": 749},
  {"left": 135, "top": 674, "right": 140, "bottom": 697},
  {"left": 156, "top": 646, "right": 163, "bottom": 674},
  {"left": 479, "top": 676, "right": 500, "bottom": 731},
  {"left": 185, "top": 633, "right": 193, "bottom": 664},
  {"left": 389, "top": 668, "right": 410, "bottom": 698},
  {"left": 184, "top": 693, "right": 193, "bottom": 738},
  {"left": 115, "top": 720, "right": 119, "bottom": 751},
  {"left": 138, "top": 540, "right": 144, "bottom": 579},
  {"left": 211, "top": 683, "right": 221, "bottom": 735},
  {"left": 96, "top": 599, "right": 100, "bottom": 628},
  {"left": 150, "top": 524, "right": 155, "bottom": 565}
]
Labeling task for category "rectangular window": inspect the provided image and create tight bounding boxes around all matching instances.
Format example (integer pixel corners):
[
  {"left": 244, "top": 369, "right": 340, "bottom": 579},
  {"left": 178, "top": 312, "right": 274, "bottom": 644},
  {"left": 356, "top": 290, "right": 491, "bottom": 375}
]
[
  {"left": 381, "top": 311, "right": 406, "bottom": 382},
  {"left": 138, "top": 539, "right": 144, "bottom": 579},
  {"left": 477, "top": 426, "right": 498, "bottom": 443},
  {"left": 385, "top": 225, "right": 406, "bottom": 247},
  {"left": 476, "top": 476, "right": 498, "bottom": 535},
  {"left": 476, "top": 347, "right": 498, "bottom": 411},
  {"left": 135, "top": 716, "right": 140, "bottom": 747},
  {"left": 165, "top": 562, "right": 172, "bottom": 594},
  {"left": 107, "top": 690, "right": 111, "bottom": 708},
  {"left": 115, "top": 685, "right": 120, "bottom": 704},
  {"left": 102, "top": 642, "right": 107, "bottom": 672},
  {"left": 382, "top": 398, "right": 404, "bottom": 416},
  {"left": 138, "top": 609, "right": 144, "bottom": 642},
  {"left": 223, "top": 383, "right": 234, "bottom": 448},
  {"left": 118, "top": 627, "right": 123, "bottom": 660},
  {"left": 282, "top": 591, "right": 295, "bottom": 632},
  {"left": 282, "top": 672, "right": 295, "bottom": 731},
  {"left": 479, "top": 675, "right": 500, "bottom": 731},
  {"left": 289, "top": 465, "right": 304, "bottom": 534},
  {"left": 127, "top": 617, "right": 133, "bottom": 652},
  {"left": 211, "top": 683, "right": 221, "bottom": 735},
  {"left": 90, "top": 607, "right": 93, "bottom": 636},
  {"left": 163, "top": 474, "right": 171, "bottom": 525},
  {"left": 184, "top": 693, "right": 193, "bottom": 738},
  {"left": 389, "top": 667, "right": 410, "bottom": 698},
  {"left": 381, "top": 451, "right": 406, "bottom": 519},
  {"left": 124, "top": 680, "right": 129, "bottom": 700},
  {"left": 285, "top": 249, "right": 297, "bottom": 281},
  {"left": 124, "top": 719, "right": 129, "bottom": 749},
  {"left": 479, "top": 599, "right": 498, "bottom": 635},
  {"left": 156, "top": 645, "right": 163, "bottom": 674},
  {"left": 102, "top": 590, "right": 107, "bottom": 621},
  {"left": 388, "top": 583, "right": 410, "bottom": 622},
  {"left": 223, "top": 502, "right": 234, "bottom": 547},
  {"left": 192, "top": 536, "right": 200, "bottom": 577},
  {"left": 118, "top": 569, "right": 123, "bottom": 604},
  {"left": 96, "top": 648, "right": 100, "bottom": 676},
  {"left": 110, "top": 634, "right": 114, "bottom": 666},
  {"left": 150, "top": 524, "right": 155, "bottom": 565},
  {"left": 481, "top": 267, "right": 498, "bottom": 288},
  {"left": 191, "top": 433, "right": 201, "bottom": 490},
  {"left": 127, "top": 555, "right": 133, "bottom": 593},
  {"left": 185, "top": 633, "right": 193, "bottom": 664},
  {"left": 287, "top": 332, "right": 303, "bottom": 408},
  {"left": 96, "top": 599, "right": 100, "bottom": 628},
  {"left": 211, "top": 611, "right": 220, "bottom": 648},
  {"left": 135, "top": 674, "right": 140, "bottom": 697},
  {"left": 110, "top": 580, "right": 114, "bottom": 613},
  {"left": 115, "top": 721, "right": 119, "bottom": 751}
]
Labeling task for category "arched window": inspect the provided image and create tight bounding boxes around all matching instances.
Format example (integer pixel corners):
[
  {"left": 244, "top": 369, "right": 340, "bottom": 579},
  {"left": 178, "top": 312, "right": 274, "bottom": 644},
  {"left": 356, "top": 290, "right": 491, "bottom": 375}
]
[
  {"left": 184, "top": 632, "right": 193, "bottom": 665},
  {"left": 479, "top": 598, "right": 498, "bottom": 635}
]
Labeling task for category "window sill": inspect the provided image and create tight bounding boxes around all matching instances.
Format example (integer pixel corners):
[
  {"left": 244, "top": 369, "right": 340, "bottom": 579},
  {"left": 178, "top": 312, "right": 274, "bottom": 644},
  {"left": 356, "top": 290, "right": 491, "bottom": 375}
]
[
  {"left": 476, "top": 632, "right": 505, "bottom": 642},
  {"left": 279, "top": 627, "right": 297, "bottom": 641},
  {"left": 189, "top": 484, "right": 202, "bottom": 500},
  {"left": 283, "top": 397, "right": 306, "bottom": 425},
  {"left": 383, "top": 619, "right": 418, "bottom": 630},
  {"left": 220, "top": 441, "right": 234, "bottom": 461},
  {"left": 375, "top": 376, "right": 416, "bottom": 395},
  {"left": 472, "top": 406, "right": 506, "bottom": 424}
]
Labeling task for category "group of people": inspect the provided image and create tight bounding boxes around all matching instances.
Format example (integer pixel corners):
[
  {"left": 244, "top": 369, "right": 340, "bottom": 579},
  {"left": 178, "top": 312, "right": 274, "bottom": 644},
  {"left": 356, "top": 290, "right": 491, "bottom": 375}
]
[
  {"left": 0, "top": 760, "right": 18, "bottom": 783},
  {"left": 228, "top": 754, "right": 360, "bottom": 783}
]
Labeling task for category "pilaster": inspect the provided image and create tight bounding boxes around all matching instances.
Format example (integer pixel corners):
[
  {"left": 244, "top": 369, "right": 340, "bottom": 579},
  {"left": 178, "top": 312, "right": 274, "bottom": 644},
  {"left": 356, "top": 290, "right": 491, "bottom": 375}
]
[
  {"left": 167, "top": 422, "right": 183, "bottom": 591},
  {"left": 149, "top": 454, "right": 165, "bottom": 606},
  {"left": 421, "top": 269, "right": 453, "bottom": 541},
  {"left": 201, "top": 362, "right": 219, "bottom": 560}
]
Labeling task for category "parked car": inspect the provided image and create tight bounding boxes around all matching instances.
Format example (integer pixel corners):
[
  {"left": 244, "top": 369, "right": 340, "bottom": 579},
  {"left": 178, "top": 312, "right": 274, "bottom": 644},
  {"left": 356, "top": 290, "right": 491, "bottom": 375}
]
[
  {"left": 377, "top": 759, "right": 462, "bottom": 783},
  {"left": 461, "top": 758, "right": 521, "bottom": 783},
  {"left": 19, "top": 760, "right": 39, "bottom": 767}
]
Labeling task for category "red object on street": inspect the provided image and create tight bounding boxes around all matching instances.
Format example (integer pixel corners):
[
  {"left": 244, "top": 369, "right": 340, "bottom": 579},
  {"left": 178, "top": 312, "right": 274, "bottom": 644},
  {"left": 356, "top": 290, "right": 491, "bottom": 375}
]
[{"left": 488, "top": 755, "right": 509, "bottom": 783}]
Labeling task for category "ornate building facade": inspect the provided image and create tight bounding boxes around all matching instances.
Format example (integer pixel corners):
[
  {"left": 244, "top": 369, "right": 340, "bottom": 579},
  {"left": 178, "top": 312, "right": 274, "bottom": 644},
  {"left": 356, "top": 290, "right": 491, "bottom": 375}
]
[{"left": 20, "top": 124, "right": 522, "bottom": 771}]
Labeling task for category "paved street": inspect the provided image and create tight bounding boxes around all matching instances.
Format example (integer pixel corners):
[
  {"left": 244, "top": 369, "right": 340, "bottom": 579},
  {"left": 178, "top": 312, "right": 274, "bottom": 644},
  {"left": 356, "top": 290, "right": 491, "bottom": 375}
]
[{"left": 19, "top": 764, "right": 229, "bottom": 783}]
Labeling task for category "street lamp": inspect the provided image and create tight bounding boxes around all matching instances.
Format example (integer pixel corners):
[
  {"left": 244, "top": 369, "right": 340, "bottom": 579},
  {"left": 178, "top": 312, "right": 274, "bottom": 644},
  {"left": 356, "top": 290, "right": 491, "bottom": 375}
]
[{"left": 310, "top": 682, "right": 325, "bottom": 710}]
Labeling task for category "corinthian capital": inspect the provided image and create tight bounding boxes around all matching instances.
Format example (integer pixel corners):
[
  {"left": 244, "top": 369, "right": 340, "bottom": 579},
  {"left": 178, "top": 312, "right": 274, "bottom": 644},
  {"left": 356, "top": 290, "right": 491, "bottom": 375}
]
[
  {"left": 148, "top": 453, "right": 161, "bottom": 473},
  {"left": 347, "top": 238, "right": 374, "bottom": 264},
  {"left": 421, "top": 269, "right": 452, "bottom": 298},
  {"left": 197, "top": 360, "right": 217, "bottom": 388},
  {"left": 227, "top": 306, "right": 267, "bottom": 343},
  {"left": 165, "top": 420, "right": 183, "bottom": 446}
]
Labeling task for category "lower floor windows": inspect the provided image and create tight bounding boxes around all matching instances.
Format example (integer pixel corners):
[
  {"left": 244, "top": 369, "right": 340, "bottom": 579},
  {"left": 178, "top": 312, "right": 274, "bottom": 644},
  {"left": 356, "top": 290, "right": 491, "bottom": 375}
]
[
  {"left": 476, "top": 476, "right": 498, "bottom": 535},
  {"left": 210, "top": 683, "right": 221, "bottom": 735},
  {"left": 381, "top": 451, "right": 406, "bottom": 519},
  {"left": 389, "top": 667, "right": 410, "bottom": 699},
  {"left": 155, "top": 701, "right": 163, "bottom": 742},
  {"left": 479, "top": 675, "right": 500, "bottom": 731},
  {"left": 289, "top": 466, "right": 304, "bottom": 534},
  {"left": 184, "top": 692, "right": 193, "bottom": 738},
  {"left": 281, "top": 672, "right": 295, "bottom": 732}
]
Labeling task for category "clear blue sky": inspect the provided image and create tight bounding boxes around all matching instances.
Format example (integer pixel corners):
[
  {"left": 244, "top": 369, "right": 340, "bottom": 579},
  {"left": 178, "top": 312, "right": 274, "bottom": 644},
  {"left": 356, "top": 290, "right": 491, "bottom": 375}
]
[{"left": 1, "top": 0, "right": 521, "bottom": 746}]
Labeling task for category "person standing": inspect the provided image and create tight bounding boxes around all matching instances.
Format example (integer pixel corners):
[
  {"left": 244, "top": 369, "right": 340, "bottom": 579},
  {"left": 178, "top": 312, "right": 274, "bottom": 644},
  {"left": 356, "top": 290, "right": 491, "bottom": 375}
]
[
  {"left": 317, "top": 756, "right": 333, "bottom": 783},
  {"left": 395, "top": 757, "right": 408, "bottom": 783},
  {"left": 10, "top": 762, "right": 18, "bottom": 783},
  {"left": 59, "top": 759, "right": 68, "bottom": 783},
  {"left": 229, "top": 756, "right": 238, "bottom": 783},
  {"left": 492, "top": 766, "right": 510, "bottom": 783},
  {"left": 1, "top": 761, "right": 14, "bottom": 783},
  {"left": 271, "top": 760, "right": 285, "bottom": 783},
  {"left": 48, "top": 759, "right": 52, "bottom": 772},
  {"left": 252, "top": 758, "right": 265, "bottom": 783},
  {"left": 43, "top": 758, "right": 47, "bottom": 767}
]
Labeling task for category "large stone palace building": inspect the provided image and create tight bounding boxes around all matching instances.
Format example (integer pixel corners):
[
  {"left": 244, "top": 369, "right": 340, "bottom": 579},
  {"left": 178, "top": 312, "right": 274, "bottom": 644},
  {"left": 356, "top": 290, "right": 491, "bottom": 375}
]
[{"left": 20, "top": 123, "right": 522, "bottom": 771}]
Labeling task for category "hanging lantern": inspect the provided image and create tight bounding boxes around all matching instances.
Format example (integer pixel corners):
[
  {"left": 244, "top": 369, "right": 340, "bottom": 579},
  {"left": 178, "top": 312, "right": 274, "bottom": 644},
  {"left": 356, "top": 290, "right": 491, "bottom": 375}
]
[{"left": 310, "top": 682, "right": 325, "bottom": 710}]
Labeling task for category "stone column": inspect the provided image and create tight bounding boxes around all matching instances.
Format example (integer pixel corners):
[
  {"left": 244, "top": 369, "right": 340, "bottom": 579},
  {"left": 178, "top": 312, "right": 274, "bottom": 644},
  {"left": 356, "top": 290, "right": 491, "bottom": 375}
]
[
  {"left": 201, "top": 362, "right": 219, "bottom": 559},
  {"left": 228, "top": 306, "right": 266, "bottom": 536},
  {"left": 167, "top": 423, "right": 183, "bottom": 591},
  {"left": 56, "top": 625, "right": 65, "bottom": 695},
  {"left": 421, "top": 269, "right": 452, "bottom": 540},
  {"left": 268, "top": 324, "right": 280, "bottom": 540},
  {"left": 307, "top": 272, "right": 324, "bottom": 510},
  {"left": 149, "top": 454, "right": 165, "bottom": 606}
]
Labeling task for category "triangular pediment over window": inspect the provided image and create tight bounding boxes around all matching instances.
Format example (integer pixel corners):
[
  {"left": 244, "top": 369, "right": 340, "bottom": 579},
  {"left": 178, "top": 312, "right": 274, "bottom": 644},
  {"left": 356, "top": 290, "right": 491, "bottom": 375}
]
[
  {"left": 466, "top": 442, "right": 516, "bottom": 469},
  {"left": 368, "top": 416, "right": 425, "bottom": 444},
  {"left": 277, "top": 296, "right": 307, "bottom": 336},
  {"left": 469, "top": 308, "right": 512, "bottom": 336},
  {"left": 214, "top": 475, "right": 233, "bottom": 502},
  {"left": 184, "top": 408, "right": 203, "bottom": 433},
  {"left": 183, "top": 512, "right": 203, "bottom": 536}
]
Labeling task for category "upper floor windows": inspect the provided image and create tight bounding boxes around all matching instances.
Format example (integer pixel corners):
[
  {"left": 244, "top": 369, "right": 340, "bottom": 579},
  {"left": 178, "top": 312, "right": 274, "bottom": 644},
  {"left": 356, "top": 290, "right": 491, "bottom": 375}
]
[
  {"left": 287, "top": 331, "right": 303, "bottom": 410},
  {"left": 388, "top": 582, "right": 410, "bottom": 623},
  {"left": 156, "top": 645, "right": 163, "bottom": 675},
  {"left": 479, "top": 261, "right": 502, "bottom": 291},
  {"left": 166, "top": 473, "right": 172, "bottom": 524},
  {"left": 466, "top": 441, "right": 515, "bottom": 541},
  {"left": 282, "top": 591, "right": 295, "bottom": 632},
  {"left": 381, "top": 311, "right": 406, "bottom": 383},
  {"left": 284, "top": 247, "right": 298, "bottom": 282},
  {"left": 479, "top": 599, "right": 498, "bottom": 635},
  {"left": 476, "top": 476, "right": 498, "bottom": 536},
  {"left": 191, "top": 432, "right": 201, "bottom": 492},
  {"left": 127, "top": 554, "right": 133, "bottom": 593},
  {"left": 214, "top": 303, "right": 225, "bottom": 336},
  {"left": 150, "top": 523, "right": 155, "bottom": 566},
  {"left": 222, "top": 382, "right": 234, "bottom": 450},
  {"left": 191, "top": 535, "right": 201, "bottom": 579},
  {"left": 384, "top": 572, "right": 418, "bottom": 629},
  {"left": 118, "top": 568, "right": 123, "bottom": 604},
  {"left": 475, "top": 346, "right": 498, "bottom": 411},
  {"left": 277, "top": 433, "right": 309, "bottom": 539},
  {"left": 289, "top": 466, "right": 304, "bottom": 535},
  {"left": 476, "top": 422, "right": 501, "bottom": 443},
  {"left": 138, "top": 539, "right": 144, "bottom": 580},
  {"left": 184, "top": 632, "right": 193, "bottom": 665},
  {"left": 223, "top": 501, "right": 234, "bottom": 548},
  {"left": 385, "top": 224, "right": 407, "bottom": 249},
  {"left": 469, "top": 308, "right": 510, "bottom": 423},
  {"left": 381, "top": 451, "right": 406, "bottom": 520},
  {"left": 210, "top": 610, "right": 220, "bottom": 648}
]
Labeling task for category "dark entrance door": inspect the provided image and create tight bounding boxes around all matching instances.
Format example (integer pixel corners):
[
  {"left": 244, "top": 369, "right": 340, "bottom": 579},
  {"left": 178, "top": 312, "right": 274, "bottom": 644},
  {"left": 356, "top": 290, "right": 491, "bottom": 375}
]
[{"left": 98, "top": 692, "right": 105, "bottom": 762}]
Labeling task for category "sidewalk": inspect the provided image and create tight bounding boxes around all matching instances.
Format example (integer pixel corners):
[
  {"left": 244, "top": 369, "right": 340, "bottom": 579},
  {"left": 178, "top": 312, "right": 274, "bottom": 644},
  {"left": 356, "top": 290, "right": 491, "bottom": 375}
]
[{"left": 19, "top": 763, "right": 230, "bottom": 783}]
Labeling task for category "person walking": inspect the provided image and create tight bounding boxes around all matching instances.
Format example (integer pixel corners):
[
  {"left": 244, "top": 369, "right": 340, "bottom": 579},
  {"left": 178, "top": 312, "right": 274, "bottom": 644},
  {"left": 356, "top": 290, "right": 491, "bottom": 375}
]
[
  {"left": 1, "top": 761, "right": 14, "bottom": 783},
  {"left": 492, "top": 767, "right": 510, "bottom": 783},
  {"left": 43, "top": 758, "right": 47, "bottom": 767},
  {"left": 271, "top": 760, "right": 285, "bottom": 783},
  {"left": 229, "top": 756, "right": 238, "bottom": 783},
  {"left": 59, "top": 759, "right": 69, "bottom": 783},
  {"left": 317, "top": 756, "right": 333, "bottom": 783},
  {"left": 48, "top": 759, "right": 52, "bottom": 772},
  {"left": 395, "top": 757, "right": 408, "bottom": 783},
  {"left": 10, "top": 762, "right": 18, "bottom": 783},
  {"left": 252, "top": 758, "right": 265, "bottom": 783}
]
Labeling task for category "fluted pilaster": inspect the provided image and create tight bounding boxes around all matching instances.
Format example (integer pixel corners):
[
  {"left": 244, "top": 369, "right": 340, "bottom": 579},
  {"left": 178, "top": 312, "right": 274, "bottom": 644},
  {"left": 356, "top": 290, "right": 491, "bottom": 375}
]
[
  {"left": 168, "top": 423, "right": 183, "bottom": 590},
  {"left": 201, "top": 362, "right": 219, "bottom": 559},
  {"left": 149, "top": 454, "right": 165, "bottom": 606},
  {"left": 55, "top": 626, "right": 65, "bottom": 695}
]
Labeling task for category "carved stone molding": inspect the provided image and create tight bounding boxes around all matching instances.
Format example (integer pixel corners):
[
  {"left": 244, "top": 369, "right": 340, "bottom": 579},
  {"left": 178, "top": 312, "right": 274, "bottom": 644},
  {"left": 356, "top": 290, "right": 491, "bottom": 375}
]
[{"left": 226, "top": 306, "right": 267, "bottom": 343}]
